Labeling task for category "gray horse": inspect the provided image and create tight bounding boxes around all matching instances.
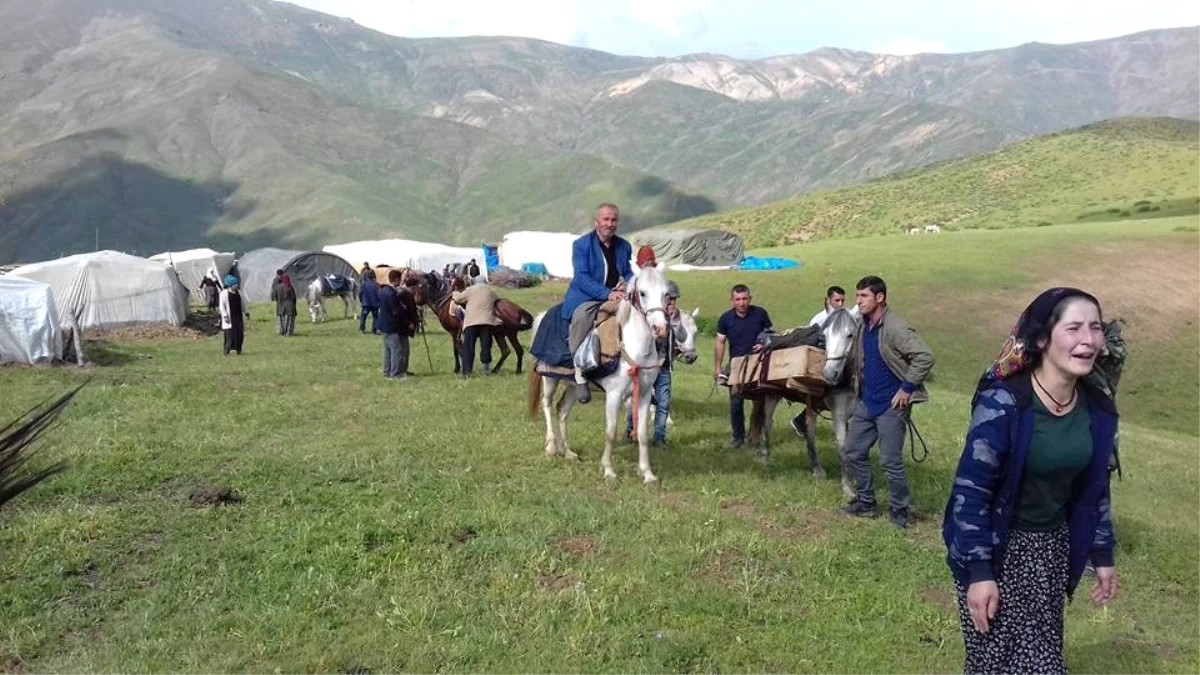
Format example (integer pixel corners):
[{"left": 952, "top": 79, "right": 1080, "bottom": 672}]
[{"left": 748, "top": 307, "right": 862, "bottom": 497}]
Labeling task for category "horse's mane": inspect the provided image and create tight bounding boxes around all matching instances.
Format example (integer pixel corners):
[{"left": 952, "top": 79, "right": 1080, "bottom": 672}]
[{"left": 823, "top": 306, "right": 861, "bottom": 332}]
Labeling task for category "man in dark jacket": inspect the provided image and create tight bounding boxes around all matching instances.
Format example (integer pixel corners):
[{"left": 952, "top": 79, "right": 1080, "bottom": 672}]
[
  {"left": 359, "top": 270, "right": 380, "bottom": 335},
  {"left": 841, "top": 275, "right": 935, "bottom": 529},
  {"left": 561, "top": 203, "right": 634, "bottom": 403},
  {"left": 377, "top": 270, "right": 418, "bottom": 380}
]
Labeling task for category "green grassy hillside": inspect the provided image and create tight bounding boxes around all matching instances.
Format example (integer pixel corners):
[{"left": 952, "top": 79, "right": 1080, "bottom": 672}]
[
  {"left": 1, "top": 217, "right": 1196, "bottom": 672},
  {"left": 665, "top": 118, "right": 1200, "bottom": 247}
]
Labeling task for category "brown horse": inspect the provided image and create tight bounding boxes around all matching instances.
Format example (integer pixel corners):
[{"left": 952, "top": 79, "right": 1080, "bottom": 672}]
[{"left": 411, "top": 272, "right": 534, "bottom": 374}]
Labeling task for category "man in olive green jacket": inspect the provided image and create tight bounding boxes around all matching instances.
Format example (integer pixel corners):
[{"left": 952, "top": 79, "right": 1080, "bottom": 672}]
[{"left": 841, "top": 275, "right": 934, "bottom": 529}]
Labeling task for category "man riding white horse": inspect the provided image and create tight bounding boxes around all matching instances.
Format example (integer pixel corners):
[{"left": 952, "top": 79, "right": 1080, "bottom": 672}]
[{"left": 560, "top": 203, "right": 637, "bottom": 403}]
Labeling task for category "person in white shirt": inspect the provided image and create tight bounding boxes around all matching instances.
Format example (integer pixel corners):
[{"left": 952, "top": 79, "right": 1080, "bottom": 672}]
[
  {"left": 809, "top": 285, "right": 848, "bottom": 327},
  {"left": 793, "top": 285, "right": 857, "bottom": 436}
]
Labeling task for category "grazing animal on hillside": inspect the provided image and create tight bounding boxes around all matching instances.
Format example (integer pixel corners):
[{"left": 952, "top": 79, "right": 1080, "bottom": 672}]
[
  {"left": 411, "top": 272, "right": 534, "bottom": 374},
  {"left": 746, "top": 307, "right": 862, "bottom": 498},
  {"left": 306, "top": 274, "right": 359, "bottom": 323},
  {"left": 527, "top": 265, "right": 672, "bottom": 485},
  {"left": 908, "top": 227, "right": 921, "bottom": 235},
  {"left": 925, "top": 224, "right": 941, "bottom": 234}
]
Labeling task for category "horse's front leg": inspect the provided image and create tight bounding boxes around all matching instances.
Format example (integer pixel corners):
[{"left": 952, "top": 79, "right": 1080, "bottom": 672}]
[
  {"left": 831, "top": 392, "right": 856, "bottom": 500},
  {"left": 805, "top": 401, "right": 826, "bottom": 479},
  {"left": 600, "top": 387, "right": 623, "bottom": 481},
  {"left": 452, "top": 332, "right": 463, "bottom": 374},
  {"left": 632, "top": 376, "right": 658, "bottom": 485}
]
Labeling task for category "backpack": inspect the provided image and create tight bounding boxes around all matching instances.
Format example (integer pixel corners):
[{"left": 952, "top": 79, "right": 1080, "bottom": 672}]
[{"left": 1085, "top": 319, "right": 1127, "bottom": 476}]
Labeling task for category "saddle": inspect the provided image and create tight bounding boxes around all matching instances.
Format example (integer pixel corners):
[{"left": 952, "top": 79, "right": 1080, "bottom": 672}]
[
  {"left": 593, "top": 299, "right": 622, "bottom": 361},
  {"left": 325, "top": 275, "right": 350, "bottom": 294}
]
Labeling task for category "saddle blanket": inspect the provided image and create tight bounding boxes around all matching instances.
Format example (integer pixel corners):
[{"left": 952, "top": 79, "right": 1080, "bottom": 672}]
[
  {"left": 534, "top": 358, "right": 620, "bottom": 382},
  {"left": 324, "top": 275, "right": 351, "bottom": 294}
]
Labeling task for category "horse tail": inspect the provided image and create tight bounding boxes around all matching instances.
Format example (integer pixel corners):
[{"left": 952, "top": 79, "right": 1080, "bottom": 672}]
[
  {"left": 526, "top": 368, "right": 543, "bottom": 420},
  {"left": 516, "top": 308, "right": 534, "bottom": 331}
]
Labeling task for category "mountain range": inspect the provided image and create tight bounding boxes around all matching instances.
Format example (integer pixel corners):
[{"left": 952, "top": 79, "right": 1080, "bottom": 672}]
[{"left": 0, "top": 0, "right": 1195, "bottom": 263}]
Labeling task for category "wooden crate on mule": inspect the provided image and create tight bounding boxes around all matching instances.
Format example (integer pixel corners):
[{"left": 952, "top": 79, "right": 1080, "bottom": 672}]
[{"left": 729, "top": 346, "right": 828, "bottom": 388}]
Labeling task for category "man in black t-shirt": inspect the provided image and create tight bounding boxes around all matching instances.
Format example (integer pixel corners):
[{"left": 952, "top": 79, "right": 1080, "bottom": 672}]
[{"left": 714, "top": 284, "right": 772, "bottom": 448}]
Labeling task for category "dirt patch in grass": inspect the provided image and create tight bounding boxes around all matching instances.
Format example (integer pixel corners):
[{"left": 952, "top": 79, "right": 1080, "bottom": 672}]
[
  {"left": 535, "top": 572, "right": 576, "bottom": 592},
  {"left": 83, "top": 313, "right": 222, "bottom": 341},
  {"left": 691, "top": 548, "right": 749, "bottom": 585},
  {"left": 720, "top": 498, "right": 828, "bottom": 541},
  {"left": 919, "top": 586, "right": 957, "bottom": 611},
  {"left": 1112, "top": 637, "right": 1182, "bottom": 659},
  {"left": 658, "top": 490, "right": 700, "bottom": 511},
  {"left": 449, "top": 526, "right": 477, "bottom": 548},
  {"left": 187, "top": 485, "right": 242, "bottom": 507},
  {"left": 61, "top": 560, "right": 100, "bottom": 588},
  {"left": 554, "top": 535, "right": 598, "bottom": 558}
]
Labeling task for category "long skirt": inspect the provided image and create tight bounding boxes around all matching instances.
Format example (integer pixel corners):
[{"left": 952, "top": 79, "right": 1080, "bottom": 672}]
[
  {"left": 956, "top": 524, "right": 1070, "bottom": 674},
  {"left": 223, "top": 323, "right": 245, "bottom": 354}
]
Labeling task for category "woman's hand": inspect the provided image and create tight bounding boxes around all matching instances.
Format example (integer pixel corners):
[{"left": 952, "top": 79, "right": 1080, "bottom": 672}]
[
  {"left": 1091, "top": 567, "right": 1118, "bottom": 605},
  {"left": 966, "top": 580, "right": 1000, "bottom": 633}
]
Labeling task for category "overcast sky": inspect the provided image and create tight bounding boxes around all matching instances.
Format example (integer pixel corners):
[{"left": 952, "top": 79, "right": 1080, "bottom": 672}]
[{"left": 282, "top": 0, "right": 1198, "bottom": 58}]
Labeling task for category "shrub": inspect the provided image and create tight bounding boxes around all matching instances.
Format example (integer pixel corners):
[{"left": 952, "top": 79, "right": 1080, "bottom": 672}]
[
  {"left": 1118, "top": 210, "right": 1131, "bottom": 217},
  {"left": 1134, "top": 200, "right": 1152, "bottom": 206},
  {"left": 1037, "top": 221, "right": 1052, "bottom": 227}
]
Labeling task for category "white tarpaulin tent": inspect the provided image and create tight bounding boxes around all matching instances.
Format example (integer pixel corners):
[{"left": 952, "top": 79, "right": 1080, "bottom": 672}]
[
  {"left": 324, "top": 240, "right": 487, "bottom": 279},
  {"left": 0, "top": 275, "right": 63, "bottom": 364},
  {"left": 150, "top": 248, "right": 235, "bottom": 305},
  {"left": 9, "top": 251, "right": 189, "bottom": 330},
  {"left": 498, "top": 231, "right": 580, "bottom": 278}
]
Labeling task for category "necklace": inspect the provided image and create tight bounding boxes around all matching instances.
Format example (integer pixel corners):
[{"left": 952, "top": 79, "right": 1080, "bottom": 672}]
[{"left": 1033, "top": 372, "right": 1076, "bottom": 413}]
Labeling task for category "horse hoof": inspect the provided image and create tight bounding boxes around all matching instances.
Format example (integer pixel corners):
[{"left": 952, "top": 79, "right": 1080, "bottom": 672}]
[
  {"left": 812, "top": 467, "right": 828, "bottom": 480},
  {"left": 604, "top": 472, "right": 617, "bottom": 482},
  {"left": 643, "top": 475, "right": 660, "bottom": 488},
  {"left": 564, "top": 452, "right": 580, "bottom": 462}
]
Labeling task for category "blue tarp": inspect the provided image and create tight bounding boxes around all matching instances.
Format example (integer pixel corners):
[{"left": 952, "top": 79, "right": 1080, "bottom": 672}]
[
  {"left": 736, "top": 256, "right": 801, "bottom": 271},
  {"left": 521, "top": 262, "right": 549, "bottom": 276},
  {"left": 482, "top": 244, "right": 500, "bottom": 270}
]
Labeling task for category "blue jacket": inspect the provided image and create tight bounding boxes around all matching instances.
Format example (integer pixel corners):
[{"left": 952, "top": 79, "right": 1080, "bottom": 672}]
[
  {"left": 561, "top": 231, "right": 633, "bottom": 320},
  {"left": 359, "top": 278, "right": 380, "bottom": 308},
  {"left": 376, "top": 285, "right": 399, "bottom": 334},
  {"left": 943, "top": 372, "right": 1118, "bottom": 596}
]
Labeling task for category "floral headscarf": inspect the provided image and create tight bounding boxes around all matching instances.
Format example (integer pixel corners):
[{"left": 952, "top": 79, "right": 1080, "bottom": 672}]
[{"left": 976, "top": 287, "right": 1100, "bottom": 393}]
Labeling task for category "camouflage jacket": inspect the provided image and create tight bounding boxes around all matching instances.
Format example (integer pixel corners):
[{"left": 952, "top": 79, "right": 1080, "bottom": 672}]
[{"left": 942, "top": 372, "right": 1119, "bottom": 595}]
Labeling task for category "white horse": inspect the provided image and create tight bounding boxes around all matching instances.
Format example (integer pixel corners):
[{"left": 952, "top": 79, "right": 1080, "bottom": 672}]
[
  {"left": 306, "top": 275, "right": 359, "bottom": 323},
  {"left": 747, "top": 307, "right": 862, "bottom": 498},
  {"left": 527, "top": 265, "right": 672, "bottom": 485}
]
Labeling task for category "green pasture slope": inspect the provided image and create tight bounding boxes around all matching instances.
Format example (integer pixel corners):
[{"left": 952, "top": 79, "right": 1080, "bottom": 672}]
[
  {"left": 0, "top": 218, "right": 1196, "bottom": 673},
  {"left": 667, "top": 117, "right": 1200, "bottom": 248}
]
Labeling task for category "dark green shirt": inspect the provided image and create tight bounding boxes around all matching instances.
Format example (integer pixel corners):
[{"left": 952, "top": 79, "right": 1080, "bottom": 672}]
[{"left": 1015, "top": 389, "right": 1093, "bottom": 531}]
